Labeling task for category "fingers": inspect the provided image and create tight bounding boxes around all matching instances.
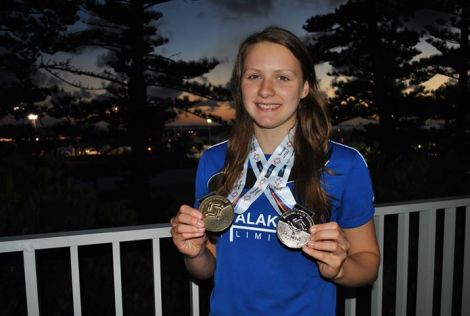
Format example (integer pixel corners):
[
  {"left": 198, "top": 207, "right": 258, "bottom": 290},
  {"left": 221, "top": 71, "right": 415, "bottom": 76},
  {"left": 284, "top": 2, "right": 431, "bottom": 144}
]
[
  {"left": 302, "top": 221, "right": 349, "bottom": 279},
  {"left": 171, "top": 205, "right": 207, "bottom": 257},
  {"left": 171, "top": 205, "right": 204, "bottom": 232},
  {"left": 302, "top": 245, "right": 346, "bottom": 270},
  {"left": 307, "top": 240, "right": 345, "bottom": 253},
  {"left": 172, "top": 216, "right": 204, "bottom": 236},
  {"left": 170, "top": 205, "right": 205, "bottom": 239},
  {"left": 175, "top": 204, "right": 204, "bottom": 225},
  {"left": 308, "top": 222, "right": 349, "bottom": 251}
]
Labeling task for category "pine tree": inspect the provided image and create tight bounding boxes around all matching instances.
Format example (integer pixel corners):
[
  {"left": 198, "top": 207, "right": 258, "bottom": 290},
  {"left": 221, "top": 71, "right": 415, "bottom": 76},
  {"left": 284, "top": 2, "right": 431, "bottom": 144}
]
[
  {"left": 0, "top": 0, "right": 81, "bottom": 120},
  {"left": 303, "top": 0, "right": 422, "bottom": 151},
  {"left": 412, "top": 0, "right": 470, "bottom": 137},
  {"left": 42, "top": 0, "right": 227, "bottom": 219}
]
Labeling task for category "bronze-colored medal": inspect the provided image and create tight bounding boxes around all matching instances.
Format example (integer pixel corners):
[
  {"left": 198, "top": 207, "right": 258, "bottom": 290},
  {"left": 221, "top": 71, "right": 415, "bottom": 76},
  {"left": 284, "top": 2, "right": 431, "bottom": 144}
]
[
  {"left": 199, "top": 194, "right": 234, "bottom": 232},
  {"left": 276, "top": 207, "right": 314, "bottom": 248}
]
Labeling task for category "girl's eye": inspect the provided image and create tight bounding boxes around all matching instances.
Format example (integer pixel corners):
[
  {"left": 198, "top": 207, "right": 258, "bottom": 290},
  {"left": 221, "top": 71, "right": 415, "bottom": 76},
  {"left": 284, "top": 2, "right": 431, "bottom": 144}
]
[{"left": 246, "top": 73, "right": 260, "bottom": 80}]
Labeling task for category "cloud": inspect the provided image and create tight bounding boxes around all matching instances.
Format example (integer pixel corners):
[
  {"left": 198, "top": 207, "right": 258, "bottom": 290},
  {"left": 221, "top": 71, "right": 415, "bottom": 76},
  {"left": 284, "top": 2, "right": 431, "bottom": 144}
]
[
  {"left": 327, "top": 0, "right": 347, "bottom": 6},
  {"left": 207, "top": 0, "right": 274, "bottom": 18},
  {"left": 280, "top": 0, "right": 346, "bottom": 13},
  {"left": 148, "top": 86, "right": 181, "bottom": 99},
  {"left": 196, "top": 11, "right": 206, "bottom": 19}
]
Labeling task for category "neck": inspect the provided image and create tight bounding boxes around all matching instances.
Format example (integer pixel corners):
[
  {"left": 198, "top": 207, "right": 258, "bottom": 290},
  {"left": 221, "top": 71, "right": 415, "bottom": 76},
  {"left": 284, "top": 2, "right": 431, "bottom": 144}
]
[{"left": 254, "top": 126, "right": 293, "bottom": 154}]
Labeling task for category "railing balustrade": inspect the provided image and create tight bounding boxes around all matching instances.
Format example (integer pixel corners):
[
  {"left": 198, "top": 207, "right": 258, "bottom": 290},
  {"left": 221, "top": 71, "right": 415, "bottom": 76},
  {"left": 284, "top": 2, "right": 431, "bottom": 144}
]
[{"left": 1, "top": 196, "right": 469, "bottom": 316}]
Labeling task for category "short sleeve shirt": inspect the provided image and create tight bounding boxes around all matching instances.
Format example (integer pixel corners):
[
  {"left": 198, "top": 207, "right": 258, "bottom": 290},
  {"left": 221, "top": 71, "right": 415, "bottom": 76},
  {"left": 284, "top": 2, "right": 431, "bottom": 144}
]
[{"left": 194, "top": 140, "right": 375, "bottom": 316}]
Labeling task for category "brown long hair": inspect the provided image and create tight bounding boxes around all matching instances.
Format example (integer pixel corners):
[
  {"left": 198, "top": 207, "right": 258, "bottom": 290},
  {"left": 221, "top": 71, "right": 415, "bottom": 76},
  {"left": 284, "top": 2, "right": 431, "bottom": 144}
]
[{"left": 217, "top": 26, "right": 332, "bottom": 223}]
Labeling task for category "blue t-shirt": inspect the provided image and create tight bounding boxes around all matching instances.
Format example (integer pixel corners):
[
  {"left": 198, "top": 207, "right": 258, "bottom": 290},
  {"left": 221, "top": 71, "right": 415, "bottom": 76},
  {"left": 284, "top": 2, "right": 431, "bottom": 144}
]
[{"left": 194, "top": 140, "right": 375, "bottom": 316}]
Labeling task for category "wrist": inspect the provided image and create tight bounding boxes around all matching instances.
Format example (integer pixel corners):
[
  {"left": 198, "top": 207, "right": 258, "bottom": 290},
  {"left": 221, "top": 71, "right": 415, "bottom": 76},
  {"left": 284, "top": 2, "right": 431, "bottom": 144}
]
[
  {"left": 332, "top": 257, "right": 347, "bottom": 281},
  {"left": 184, "top": 245, "right": 207, "bottom": 261},
  {"left": 333, "top": 267, "right": 345, "bottom": 281}
]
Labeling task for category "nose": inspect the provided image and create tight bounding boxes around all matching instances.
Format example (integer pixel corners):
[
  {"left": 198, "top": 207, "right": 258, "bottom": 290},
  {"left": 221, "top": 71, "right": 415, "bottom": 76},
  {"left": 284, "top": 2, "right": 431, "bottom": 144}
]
[{"left": 258, "top": 78, "right": 275, "bottom": 98}]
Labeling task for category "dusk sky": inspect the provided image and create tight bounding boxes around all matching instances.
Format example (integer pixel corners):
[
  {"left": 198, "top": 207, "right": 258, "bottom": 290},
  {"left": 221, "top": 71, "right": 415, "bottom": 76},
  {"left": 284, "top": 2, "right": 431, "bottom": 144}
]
[
  {"left": 155, "top": 0, "right": 446, "bottom": 123},
  {"left": 51, "top": 0, "right": 446, "bottom": 124},
  {"left": 56, "top": 0, "right": 349, "bottom": 123},
  {"left": 156, "top": 0, "right": 444, "bottom": 87},
  {"left": 64, "top": 0, "right": 445, "bottom": 90},
  {"left": 155, "top": 0, "right": 345, "bottom": 87}
]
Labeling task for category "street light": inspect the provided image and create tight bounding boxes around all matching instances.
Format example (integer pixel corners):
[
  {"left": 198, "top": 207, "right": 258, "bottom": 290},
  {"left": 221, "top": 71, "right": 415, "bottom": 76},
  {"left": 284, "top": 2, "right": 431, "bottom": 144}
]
[
  {"left": 206, "top": 118, "right": 212, "bottom": 145},
  {"left": 27, "top": 113, "right": 38, "bottom": 129}
]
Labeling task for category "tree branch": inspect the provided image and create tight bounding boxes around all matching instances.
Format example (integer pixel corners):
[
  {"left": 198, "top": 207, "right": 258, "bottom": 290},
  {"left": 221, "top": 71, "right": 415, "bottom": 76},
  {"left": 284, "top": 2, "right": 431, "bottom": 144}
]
[
  {"left": 149, "top": 83, "right": 231, "bottom": 102},
  {"left": 144, "top": 0, "right": 172, "bottom": 11},
  {"left": 41, "top": 62, "right": 127, "bottom": 86},
  {"left": 41, "top": 67, "right": 107, "bottom": 91}
]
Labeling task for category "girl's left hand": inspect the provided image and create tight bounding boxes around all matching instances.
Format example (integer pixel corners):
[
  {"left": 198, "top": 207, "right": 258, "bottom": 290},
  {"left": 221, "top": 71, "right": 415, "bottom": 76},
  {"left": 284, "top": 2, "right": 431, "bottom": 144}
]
[{"left": 301, "top": 221, "right": 350, "bottom": 280}]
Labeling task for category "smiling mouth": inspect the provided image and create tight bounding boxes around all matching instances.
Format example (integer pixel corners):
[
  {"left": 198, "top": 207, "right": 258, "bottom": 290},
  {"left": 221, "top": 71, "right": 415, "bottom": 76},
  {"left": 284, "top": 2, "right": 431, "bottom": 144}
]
[{"left": 256, "top": 103, "right": 281, "bottom": 110}]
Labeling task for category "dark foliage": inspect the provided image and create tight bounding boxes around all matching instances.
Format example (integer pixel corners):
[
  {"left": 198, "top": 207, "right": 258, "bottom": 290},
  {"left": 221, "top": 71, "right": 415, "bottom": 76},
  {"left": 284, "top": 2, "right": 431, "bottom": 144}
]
[{"left": 0, "top": 0, "right": 81, "bottom": 119}]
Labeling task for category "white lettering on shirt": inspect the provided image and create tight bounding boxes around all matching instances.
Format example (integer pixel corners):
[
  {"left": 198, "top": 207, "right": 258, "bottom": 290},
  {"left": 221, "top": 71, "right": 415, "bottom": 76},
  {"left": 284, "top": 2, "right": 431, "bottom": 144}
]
[
  {"left": 235, "top": 214, "right": 245, "bottom": 224},
  {"left": 233, "top": 212, "right": 278, "bottom": 228},
  {"left": 229, "top": 210, "right": 279, "bottom": 243},
  {"left": 255, "top": 214, "right": 266, "bottom": 226}
]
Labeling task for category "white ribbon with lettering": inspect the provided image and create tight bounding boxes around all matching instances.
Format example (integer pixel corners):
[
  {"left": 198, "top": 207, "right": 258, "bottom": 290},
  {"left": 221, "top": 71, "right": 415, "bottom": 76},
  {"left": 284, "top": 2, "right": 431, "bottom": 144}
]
[{"left": 227, "top": 128, "right": 297, "bottom": 215}]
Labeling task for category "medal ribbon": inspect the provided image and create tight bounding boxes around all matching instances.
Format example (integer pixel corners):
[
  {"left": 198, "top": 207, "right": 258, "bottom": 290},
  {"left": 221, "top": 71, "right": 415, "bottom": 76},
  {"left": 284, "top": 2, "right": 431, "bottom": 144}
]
[
  {"left": 227, "top": 128, "right": 297, "bottom": 215},
  {"left": 250, "top": 136, "right": 297, "bottom": 215}
]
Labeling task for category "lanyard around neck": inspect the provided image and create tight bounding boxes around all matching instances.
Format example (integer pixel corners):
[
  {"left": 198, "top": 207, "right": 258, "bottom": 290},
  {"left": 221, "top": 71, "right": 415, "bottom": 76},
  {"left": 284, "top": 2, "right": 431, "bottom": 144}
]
[{"left": 227, "top": 128, "right": 297, "bottom": 215}]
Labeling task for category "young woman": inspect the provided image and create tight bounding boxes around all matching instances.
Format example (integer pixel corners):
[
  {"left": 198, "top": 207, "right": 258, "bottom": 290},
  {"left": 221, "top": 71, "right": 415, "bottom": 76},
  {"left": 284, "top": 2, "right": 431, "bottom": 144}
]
[{"left": 171, "top": 26, "right": 380, "bottom": 315}]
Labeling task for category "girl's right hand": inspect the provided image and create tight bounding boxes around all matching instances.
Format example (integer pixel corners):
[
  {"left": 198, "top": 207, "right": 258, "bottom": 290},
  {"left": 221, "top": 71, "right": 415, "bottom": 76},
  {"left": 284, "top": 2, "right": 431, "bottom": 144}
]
[{"left": 170, "top": 204, "right": 207, "bottom": 258}]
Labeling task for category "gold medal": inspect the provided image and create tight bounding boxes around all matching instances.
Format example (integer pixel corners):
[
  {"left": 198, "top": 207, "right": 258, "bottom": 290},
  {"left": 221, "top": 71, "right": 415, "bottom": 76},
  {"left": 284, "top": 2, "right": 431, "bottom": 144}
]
[{"left": 199, "top": 194, "right": 234, "bottom": 232}]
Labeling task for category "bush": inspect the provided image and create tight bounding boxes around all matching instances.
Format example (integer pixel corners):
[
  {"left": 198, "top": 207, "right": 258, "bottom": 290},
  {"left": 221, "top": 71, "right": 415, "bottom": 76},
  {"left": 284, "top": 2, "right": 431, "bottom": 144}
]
[{"left": 0, "top": 151, "right": 97, "bottom": 236}]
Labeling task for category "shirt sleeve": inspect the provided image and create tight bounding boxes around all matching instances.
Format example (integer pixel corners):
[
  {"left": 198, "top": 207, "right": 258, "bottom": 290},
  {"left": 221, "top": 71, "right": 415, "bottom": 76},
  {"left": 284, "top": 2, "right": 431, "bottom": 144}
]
[{"left": 336, "top": 152, "right": 375, "bottom": 229}]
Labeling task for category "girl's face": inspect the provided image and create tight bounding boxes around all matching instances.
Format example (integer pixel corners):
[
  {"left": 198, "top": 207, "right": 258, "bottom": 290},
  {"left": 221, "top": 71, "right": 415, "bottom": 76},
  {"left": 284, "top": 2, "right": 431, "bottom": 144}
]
[{"left": 241, "top": 41, "right": 309, "bottom": 135}]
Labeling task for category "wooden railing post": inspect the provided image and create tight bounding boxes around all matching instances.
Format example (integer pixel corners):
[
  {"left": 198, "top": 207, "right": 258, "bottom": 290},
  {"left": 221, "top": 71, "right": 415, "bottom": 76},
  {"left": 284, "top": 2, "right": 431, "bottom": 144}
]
[
  {"left": 416, "top": 210, "right": 436, "bottom": 316},
  {"left": 372, "top": 215, "right": 384, "bottom": 316},
  {"left": 23, "top": 249, "right": 40, "bottom": 316},
  {"left": 395, "top": 213, "right": 409, "bottom": 316},
  {"left": 462, "top": 205, "right": 470, "bottom": 316}
]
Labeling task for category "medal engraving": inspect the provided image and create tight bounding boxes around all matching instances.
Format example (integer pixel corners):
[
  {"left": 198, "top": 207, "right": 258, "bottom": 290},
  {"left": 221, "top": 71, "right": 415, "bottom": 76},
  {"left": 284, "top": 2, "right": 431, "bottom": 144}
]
[
  {"left": 199, "top": 194, "right": 234, "bottom": 232},
  {"left": 276, "top": 208, "right": 314, "bottom": 248}
]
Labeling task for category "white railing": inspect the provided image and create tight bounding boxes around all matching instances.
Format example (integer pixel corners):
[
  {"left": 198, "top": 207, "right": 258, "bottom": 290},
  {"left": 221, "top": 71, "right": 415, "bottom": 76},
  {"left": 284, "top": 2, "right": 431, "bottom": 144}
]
[
  {"left": 0, "top": 196, "right": 469, "bottom": 316},
  {"left": 353, "top": 196, "right": 470, "bottom": 316},
  {"left": 0, "top": 224, "right": 172, "bottom": 316}
]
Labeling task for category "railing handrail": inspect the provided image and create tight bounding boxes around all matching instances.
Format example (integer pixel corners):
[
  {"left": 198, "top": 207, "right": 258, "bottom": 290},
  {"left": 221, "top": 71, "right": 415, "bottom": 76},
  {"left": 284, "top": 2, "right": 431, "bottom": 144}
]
[
  {"left": 0, "top": 223, "right": 171, "bottom": 253},
  {"left": 1, "top": 195, "right": 469, "bottom": 251},
  {"left": 374, "top": 195, "right": 470, "bottom": 216}
]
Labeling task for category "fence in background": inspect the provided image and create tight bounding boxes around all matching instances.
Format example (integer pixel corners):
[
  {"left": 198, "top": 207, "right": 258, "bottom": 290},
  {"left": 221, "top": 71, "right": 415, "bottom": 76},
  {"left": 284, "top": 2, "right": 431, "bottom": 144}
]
[{"left": 1, "top": 196, "right": 469, "bottom": 316}]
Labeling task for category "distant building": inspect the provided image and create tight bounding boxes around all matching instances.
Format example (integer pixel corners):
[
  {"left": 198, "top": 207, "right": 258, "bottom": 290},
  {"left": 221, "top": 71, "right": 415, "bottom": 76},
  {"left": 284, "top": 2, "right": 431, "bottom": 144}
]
[
  {"left": 335, "top": 116, "right": 379, "bottom": 131},
  {"left": 164, "top": 110, "right": 228, "bottom": 147}
]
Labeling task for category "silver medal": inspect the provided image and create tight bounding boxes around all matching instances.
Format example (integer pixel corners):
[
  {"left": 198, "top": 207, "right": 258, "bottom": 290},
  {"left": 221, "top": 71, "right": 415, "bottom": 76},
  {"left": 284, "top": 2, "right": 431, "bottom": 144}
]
[{"left": 276, "top": 208, "right": 314, "bottom": 248}]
